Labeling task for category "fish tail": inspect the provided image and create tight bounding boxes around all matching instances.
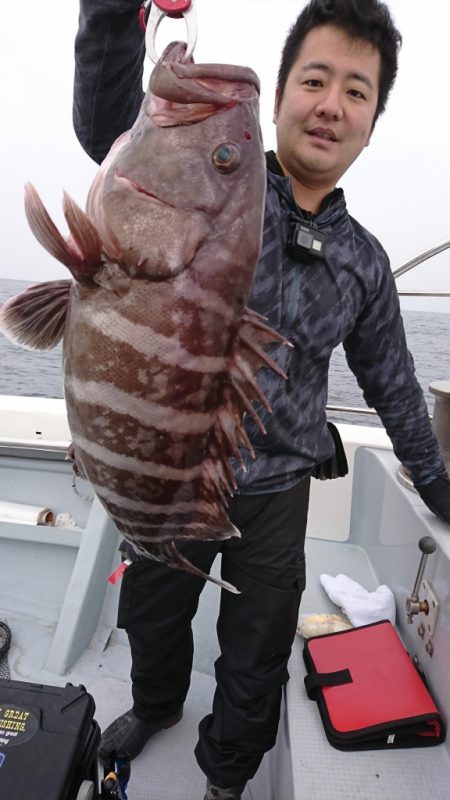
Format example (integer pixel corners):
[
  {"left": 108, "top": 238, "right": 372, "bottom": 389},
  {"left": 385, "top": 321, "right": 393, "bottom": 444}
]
[
  {"left": 151, "top": 541, "right": 240, "bottom": 594},
  {"left": 0, "top": 279, "right": 71, "bottom": 350}
]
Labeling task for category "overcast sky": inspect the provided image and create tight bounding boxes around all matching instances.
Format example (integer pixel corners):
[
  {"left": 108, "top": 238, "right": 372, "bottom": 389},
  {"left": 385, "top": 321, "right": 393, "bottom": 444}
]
[{"left": 1, "top": 0, "right": 449, "bottom": 312}]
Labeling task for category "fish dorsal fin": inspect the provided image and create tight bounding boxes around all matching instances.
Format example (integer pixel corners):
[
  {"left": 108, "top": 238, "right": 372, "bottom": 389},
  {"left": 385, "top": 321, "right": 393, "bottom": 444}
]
[
  {"left": 0, "top": 280, "right": 71, "bottom": 350},
  {"left": 204, "top": 307, "right": 289, "bottom": 496}
]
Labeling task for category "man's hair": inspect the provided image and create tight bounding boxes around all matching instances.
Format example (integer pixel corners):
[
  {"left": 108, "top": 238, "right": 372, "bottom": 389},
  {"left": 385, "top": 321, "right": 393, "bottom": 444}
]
[{"left": 277, "top": 0, "right": 402, "bottom": 126}]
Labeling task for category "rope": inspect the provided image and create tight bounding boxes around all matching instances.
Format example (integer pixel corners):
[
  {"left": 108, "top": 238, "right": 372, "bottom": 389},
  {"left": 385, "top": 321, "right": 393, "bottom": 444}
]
[{"left": 0, "top": 621, "right": 12, "bottom": 680}]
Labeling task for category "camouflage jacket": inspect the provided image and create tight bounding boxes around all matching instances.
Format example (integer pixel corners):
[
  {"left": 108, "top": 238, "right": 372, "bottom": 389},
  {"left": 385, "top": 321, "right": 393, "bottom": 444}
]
[{"left": 73, "top": 1, "right": 447, "bottom": 492}]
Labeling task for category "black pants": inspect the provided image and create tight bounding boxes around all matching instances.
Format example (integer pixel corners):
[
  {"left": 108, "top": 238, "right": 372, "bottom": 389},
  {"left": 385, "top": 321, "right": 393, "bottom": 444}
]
[{"left": 117, "top": 477, "right": 310, "bottom": 787}]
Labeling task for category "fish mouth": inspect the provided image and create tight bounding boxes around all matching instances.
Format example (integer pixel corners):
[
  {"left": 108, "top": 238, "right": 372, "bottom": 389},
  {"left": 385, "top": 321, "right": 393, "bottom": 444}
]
[
  {"left": 157, "top": 41, "right": 260, "bottom": 96},
  {"left": 115, "top": 174, "right": 176, "bottom": 208},
  {"left": 149, "top": 41, "right": 260, "bottom": 127}
]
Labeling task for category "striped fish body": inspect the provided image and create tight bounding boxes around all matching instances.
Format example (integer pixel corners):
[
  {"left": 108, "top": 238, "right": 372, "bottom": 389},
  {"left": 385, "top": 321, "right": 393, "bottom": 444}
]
[
  {"left": 0, "top": 43, "right": 287, "bottom": 591},
  {"left": 64, "top": 275, "right": 243, "bottom": 548}
]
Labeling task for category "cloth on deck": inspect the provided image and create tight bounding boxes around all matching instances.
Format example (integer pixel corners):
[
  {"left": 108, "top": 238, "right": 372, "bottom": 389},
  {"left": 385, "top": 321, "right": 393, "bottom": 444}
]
[{"left": 319, "top": 573, "right": 396, "bottom": 627}]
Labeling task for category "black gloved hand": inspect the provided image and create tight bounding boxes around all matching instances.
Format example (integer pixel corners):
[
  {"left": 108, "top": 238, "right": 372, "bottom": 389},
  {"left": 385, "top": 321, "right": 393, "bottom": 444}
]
[{"left": 415, "top": 475, "right": 450, "bottom": 525}]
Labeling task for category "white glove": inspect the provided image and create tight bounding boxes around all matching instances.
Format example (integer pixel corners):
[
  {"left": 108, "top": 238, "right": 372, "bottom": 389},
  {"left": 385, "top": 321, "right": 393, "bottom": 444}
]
[{"left": 319, "top": 573, "right": 396, "bottom": 627}]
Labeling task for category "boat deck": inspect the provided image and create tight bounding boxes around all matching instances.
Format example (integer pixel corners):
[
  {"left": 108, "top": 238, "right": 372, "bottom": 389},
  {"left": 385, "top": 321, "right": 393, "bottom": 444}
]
[
  {"left": 1, "top": 401, "right": 450, "bottom": 799},
  {"left": 4, "top": 533, "right": 450, "bottom": 800}
]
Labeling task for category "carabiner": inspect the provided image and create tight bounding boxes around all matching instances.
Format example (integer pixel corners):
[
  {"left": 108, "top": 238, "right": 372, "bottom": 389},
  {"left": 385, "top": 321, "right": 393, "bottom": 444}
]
[{"left": 144, "top": 0, "right": 197, "bottom": 64}]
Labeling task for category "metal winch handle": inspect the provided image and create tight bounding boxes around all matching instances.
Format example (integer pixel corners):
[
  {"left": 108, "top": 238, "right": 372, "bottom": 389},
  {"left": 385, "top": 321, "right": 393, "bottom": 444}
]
[{"left": 406, "top": 536, "right": 436, "bottom": 623}]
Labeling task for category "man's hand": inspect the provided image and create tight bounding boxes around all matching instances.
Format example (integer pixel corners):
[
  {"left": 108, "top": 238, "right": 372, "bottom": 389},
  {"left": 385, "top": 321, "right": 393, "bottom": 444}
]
[{"left": 415, "top": 475, "right": 450, "bottom": 525}]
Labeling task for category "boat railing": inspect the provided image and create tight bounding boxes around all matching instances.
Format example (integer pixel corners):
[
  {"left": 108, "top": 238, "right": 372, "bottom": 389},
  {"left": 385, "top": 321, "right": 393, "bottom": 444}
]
[
  {"left": 392, "top": 238, "right": 450, "bottom": 280},
  {"left": 326, "top": 239, "right": 450, "bottom": 419},
  {"left": 327, "top": 404, "right": 377, "bottom": 417}
]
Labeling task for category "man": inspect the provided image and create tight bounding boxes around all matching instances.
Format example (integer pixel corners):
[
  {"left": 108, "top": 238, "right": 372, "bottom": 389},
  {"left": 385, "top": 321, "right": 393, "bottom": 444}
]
[{"left": 73, "top": 2, "right": 450, "bottom": 798}]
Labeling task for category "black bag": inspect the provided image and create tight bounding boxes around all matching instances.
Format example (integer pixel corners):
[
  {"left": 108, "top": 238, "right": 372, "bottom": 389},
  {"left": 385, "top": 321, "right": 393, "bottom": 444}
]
[
  {"left": 0, "top": 679, "right": 100, "bottom": 799},
  {"left": 303, "top": 620, "right": 445, "bottom": 750}
]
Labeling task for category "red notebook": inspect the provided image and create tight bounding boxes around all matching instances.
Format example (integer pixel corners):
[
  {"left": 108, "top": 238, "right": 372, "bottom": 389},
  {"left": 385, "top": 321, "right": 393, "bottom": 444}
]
[{"left": 303, "top": 620, "right": 445, "bottom": 750}]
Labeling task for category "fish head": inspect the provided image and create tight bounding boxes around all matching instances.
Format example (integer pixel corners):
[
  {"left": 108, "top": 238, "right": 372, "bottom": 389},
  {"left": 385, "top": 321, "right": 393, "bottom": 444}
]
[{"left": 86, "top": 42, "right": 265, "bottom": 281}]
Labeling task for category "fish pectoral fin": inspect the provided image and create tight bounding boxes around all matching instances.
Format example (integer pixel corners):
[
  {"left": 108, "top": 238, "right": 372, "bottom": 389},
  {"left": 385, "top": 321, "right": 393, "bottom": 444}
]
[
  {"left": 0, "top": 280, "right": 71, "bottom": 350},
  {"left": 24, "top": 183, "right": 102, "bottom": 284}
]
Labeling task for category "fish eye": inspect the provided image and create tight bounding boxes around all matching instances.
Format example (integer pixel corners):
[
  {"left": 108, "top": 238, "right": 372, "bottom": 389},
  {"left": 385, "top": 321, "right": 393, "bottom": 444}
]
[{"left": 212, "top": 143, "right": 240, "bottom": 173}]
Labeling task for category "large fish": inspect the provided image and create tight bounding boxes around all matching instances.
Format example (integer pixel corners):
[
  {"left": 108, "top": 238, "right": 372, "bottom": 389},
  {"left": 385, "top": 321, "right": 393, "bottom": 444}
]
[{"left": 0, "top": 43, "right": 287, "bottom": 592}]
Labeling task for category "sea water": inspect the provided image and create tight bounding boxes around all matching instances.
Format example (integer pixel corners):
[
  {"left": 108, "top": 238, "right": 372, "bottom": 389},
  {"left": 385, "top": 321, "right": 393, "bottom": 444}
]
[{"left": 0, "top": 278, "right": 448, "bottom": 427}]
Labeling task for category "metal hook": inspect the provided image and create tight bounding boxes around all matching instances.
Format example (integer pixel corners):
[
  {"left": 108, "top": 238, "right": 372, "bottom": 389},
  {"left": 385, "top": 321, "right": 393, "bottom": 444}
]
[{"left": 145, "top": 0, "right": 197, "bottom": 64}]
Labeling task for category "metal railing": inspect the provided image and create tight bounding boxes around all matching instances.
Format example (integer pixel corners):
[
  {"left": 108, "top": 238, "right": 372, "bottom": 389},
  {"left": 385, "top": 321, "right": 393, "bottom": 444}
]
[
  {"left": 392, "top": 238, "right": 450, "bottom": 280},
  {"left": 327, "top": 404, "right": 377, "bottom": 417},
  {"left": 398, "top": 292, "right": 450, "bottom": 298},
  {"left": 326, "top": 239, "right": 450, "bottom": 419}
]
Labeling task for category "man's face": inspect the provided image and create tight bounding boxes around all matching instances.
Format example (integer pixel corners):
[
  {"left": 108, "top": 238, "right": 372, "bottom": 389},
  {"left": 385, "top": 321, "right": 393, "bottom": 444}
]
[{"left": 274, "top": 24, "right": 381, "bottom": 192}]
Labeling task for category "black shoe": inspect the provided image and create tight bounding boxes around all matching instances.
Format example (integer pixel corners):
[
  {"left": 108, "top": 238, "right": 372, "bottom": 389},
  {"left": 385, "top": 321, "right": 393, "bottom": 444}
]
[
  {"left": 98, "top": 707, "right": 183, "bottom": 763},
  {"left": 203, "top": 779, "right": 246, "bottom": 799}
]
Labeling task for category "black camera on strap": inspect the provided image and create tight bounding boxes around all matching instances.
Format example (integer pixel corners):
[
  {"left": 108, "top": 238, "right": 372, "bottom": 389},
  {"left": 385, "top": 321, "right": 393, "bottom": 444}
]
[{"left": 287, "top": 212, "right": 326, "bottom": 261}]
